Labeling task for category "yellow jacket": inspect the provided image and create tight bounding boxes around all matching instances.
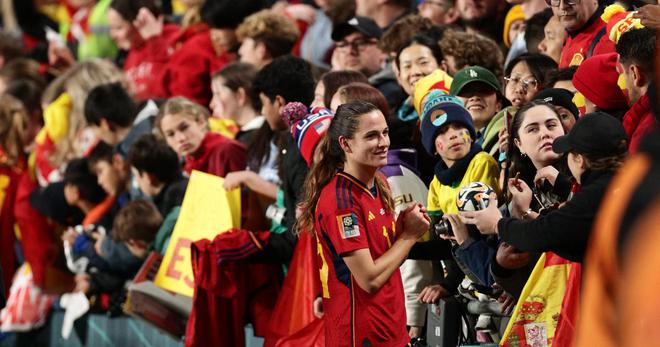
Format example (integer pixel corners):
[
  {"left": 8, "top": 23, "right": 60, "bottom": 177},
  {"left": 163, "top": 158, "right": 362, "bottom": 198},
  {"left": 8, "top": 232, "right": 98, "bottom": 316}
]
[{"left": 427, "top": 151, "right": 500, "bottom": 216}]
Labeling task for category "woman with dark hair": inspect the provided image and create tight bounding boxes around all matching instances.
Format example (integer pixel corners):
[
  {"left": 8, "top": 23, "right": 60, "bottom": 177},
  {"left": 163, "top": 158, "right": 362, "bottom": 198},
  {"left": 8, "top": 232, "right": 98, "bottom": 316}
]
[
  {"left": 108, "top": 0, "right": 179, "bottom": 100},
  {"left": 297, "top": 101, "right": 429, "bottom": 346},
  {"left": 503, "top": 53, "right": 558, "bottom": 109},
  {"left": 312, "top": 70, "right": 368, "bottom": 109},
  {"left": 210, "top": 62, "right": 263, "bottom": 145},
  {"left": 395, "top": 34, "right": 444, "bottom": 102},
  {"left": 505, "top": 100, "right": 571, "bottom": 212},
  {"left": 489, "top": 100, "right": 572, "bottom": 297}
]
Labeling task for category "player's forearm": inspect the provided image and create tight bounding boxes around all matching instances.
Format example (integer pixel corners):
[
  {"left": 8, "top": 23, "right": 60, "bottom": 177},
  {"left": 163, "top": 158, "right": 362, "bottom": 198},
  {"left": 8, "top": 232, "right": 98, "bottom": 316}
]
[{"left": 361, "top": 238, "right": 417, "bottom": 293}]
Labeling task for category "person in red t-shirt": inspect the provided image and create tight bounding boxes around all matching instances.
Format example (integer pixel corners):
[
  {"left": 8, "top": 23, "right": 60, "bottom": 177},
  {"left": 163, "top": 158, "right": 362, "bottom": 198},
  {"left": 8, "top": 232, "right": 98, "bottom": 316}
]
[
  {"left": 297, "top": 101, "right": 430, "bottom": 347},
  {"left": 156, "top": 97, "right": 246, "bottom": 178}
]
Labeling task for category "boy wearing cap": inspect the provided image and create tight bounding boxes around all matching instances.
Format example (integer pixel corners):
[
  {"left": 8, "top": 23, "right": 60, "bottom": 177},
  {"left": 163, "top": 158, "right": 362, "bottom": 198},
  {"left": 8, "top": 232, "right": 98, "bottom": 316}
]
[
  {"left": 450, "top": 66, "right": 507, "bottom": 156},
  {"left": 421, "top": 93, "right": 500, "bottom": 224},
  {"left": 417, "top": 93, "right": 500, "bottom": 301}
]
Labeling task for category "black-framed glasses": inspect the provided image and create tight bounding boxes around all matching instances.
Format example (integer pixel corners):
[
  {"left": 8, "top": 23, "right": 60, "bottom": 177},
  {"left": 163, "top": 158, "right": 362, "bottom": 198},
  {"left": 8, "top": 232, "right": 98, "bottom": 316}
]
[
  {"left": 545, "top": 0, "right": 581, "bottom": 7},
  {"left": 504, "top": 76, "right": 539, "bottom": 91},
  {"left": 336, "top": 38, "right": 378, "bottom": 52}
]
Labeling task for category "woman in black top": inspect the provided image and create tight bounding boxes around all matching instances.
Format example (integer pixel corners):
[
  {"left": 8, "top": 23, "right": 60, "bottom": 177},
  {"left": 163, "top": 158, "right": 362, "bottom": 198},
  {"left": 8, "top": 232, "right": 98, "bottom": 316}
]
[{"left": 461, "top": 112, "right": 628, "bottom": 263}]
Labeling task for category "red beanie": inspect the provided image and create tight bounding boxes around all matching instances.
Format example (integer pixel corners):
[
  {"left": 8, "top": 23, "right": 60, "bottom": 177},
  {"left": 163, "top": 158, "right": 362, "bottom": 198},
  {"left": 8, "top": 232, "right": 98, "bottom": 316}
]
[{"left": 572, "top": 53, "right": 628, "bottom": 110}]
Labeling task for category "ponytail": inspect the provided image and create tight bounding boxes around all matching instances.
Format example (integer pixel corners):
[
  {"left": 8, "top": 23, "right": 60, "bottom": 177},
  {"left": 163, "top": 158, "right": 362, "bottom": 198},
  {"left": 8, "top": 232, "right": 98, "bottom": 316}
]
[
  {"left": 296, "top": 136, "right": 342, "bottom": 234},
  {"left": 297, "top": 101, "right": 394, "bottom": 234}
]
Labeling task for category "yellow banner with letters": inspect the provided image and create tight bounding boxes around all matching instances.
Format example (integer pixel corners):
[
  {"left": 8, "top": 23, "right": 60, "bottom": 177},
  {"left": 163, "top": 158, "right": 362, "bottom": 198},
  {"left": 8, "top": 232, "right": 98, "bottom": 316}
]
[{"left": 154, "top": 170, "right": 241, "bottom": 297}]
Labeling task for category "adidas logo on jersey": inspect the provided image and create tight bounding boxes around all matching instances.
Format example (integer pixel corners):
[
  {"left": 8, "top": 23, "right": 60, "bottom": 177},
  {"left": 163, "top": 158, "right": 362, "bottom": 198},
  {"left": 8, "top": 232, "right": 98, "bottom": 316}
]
[{"left": 368, "top": 211, "right": 376, "bottom": 221}]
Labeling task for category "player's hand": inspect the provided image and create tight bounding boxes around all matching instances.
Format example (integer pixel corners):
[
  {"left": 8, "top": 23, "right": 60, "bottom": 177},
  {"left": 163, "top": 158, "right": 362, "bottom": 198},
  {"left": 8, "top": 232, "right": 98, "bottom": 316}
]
[
  {"left": 418, "top": 284, "right": 449, "bottom": 304},
  {"left": 459, "top": 193, "right": 501, "bottom": 235},
  {"left": 401, "top": 204, "right": 430, "bottom": 240}
]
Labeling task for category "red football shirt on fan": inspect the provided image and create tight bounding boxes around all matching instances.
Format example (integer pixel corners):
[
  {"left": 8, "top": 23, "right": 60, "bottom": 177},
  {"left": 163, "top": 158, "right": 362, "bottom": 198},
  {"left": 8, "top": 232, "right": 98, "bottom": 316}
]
[{"left": 314, "top": 171, "right": 408, "bottom": 347}]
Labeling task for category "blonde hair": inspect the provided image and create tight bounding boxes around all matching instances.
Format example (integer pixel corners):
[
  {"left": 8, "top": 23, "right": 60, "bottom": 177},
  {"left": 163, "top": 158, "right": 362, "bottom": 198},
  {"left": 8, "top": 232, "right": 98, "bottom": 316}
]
[
  {"left": 44, "top": 59, "right": 125, "bottom": 167},
  {"left": 0, "top": 94, "right": 29, "bottom": 167},
  {"left": 236, "top": 10, "right": 299, "bottom": 57},
  {"left": 155, "top": 97, "right": 210, "bottom": 135}
]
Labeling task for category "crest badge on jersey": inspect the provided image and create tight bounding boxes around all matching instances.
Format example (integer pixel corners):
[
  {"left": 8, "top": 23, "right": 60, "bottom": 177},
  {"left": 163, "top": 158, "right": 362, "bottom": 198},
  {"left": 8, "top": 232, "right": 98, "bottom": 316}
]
[{"left": 337, "top": 213, "right": 360, "bottom": 239}]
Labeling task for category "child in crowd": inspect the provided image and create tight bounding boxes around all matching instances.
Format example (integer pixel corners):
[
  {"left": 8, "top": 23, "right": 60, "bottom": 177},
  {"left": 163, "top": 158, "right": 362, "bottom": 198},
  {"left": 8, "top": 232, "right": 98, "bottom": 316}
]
[
  {"left": 85, "top": 142, "right": 143, "bottom": 283},
  {"left": 112, "top": 200, "right": 163, "bottom": 259},
  {"left": 62, "top": 158, "right": 110, "bottom": 227},
  {"left": 127, "top": 134, "right": 187, "bottom": 253},
  {"left": 418, "top": 92, "right": 500, "bottom": 299},
  {"left": 84, "top": 82, "right": 153, "bottom": 159}
]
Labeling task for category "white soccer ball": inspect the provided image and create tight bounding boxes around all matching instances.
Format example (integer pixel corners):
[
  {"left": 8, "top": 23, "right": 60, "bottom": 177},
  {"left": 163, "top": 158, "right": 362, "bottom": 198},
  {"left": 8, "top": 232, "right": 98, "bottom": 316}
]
[{"left": 456, "top": 182, "right": 494, "bottom": 212}]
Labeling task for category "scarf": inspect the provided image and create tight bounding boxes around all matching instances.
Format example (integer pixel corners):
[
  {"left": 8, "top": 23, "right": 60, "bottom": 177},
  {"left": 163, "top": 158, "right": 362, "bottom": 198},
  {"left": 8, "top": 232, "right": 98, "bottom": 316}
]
[{"left": 433, "top": 144, "right": 482, "bottom": 186}]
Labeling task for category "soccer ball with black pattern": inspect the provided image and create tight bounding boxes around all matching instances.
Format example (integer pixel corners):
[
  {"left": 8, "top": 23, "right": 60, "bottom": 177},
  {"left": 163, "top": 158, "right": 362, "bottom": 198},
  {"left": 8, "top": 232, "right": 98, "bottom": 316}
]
[{"left": 456, "top": 182, "right": 494, "bottom": 212}]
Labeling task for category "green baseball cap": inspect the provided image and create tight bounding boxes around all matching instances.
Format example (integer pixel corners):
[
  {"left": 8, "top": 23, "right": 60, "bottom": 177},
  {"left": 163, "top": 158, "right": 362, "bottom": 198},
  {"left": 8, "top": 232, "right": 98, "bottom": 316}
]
[{"left": 449, "top": 66, "right": 502, "bottom": 96}]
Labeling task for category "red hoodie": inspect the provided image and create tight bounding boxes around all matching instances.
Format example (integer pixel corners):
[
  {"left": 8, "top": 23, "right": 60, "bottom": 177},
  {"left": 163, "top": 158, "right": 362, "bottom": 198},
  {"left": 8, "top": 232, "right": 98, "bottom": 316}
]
[
  {"left": 183, "top": 132, "right": 246, "bottom": 177},
  {"left": 162, "top": 32, "right": 237, "bottom": 107},
  {"left": 623, "top": 93, "right": 657, "bottom": 153},
  {"left": 124, "top": 24, "right": 180, "bottom": 100}
]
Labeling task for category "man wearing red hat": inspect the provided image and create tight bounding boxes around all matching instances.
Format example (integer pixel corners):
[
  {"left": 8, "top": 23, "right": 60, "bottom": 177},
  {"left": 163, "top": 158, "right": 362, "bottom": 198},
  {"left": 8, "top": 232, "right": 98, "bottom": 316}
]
[{"left": 548, "top": 0, "right": 616, "bottom": 68}]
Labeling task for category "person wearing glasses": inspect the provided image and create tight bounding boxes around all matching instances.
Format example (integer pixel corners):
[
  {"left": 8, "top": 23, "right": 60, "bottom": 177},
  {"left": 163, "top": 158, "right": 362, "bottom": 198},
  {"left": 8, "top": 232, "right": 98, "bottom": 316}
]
[
  {"left": 331, "top": 16, "right": 405, "bottom": 113},
  {"left": 546, "top": 0, "right": 615, "bottom": 68},
  {"left": 503, "top": 53, "right": 558, "bottom": 109}
]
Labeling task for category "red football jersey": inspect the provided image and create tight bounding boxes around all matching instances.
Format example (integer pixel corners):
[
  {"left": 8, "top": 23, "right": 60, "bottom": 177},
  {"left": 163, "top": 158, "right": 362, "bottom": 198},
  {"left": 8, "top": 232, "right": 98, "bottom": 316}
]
[{"left": 314, "top": 171, "right": 408, "bottom": 347}]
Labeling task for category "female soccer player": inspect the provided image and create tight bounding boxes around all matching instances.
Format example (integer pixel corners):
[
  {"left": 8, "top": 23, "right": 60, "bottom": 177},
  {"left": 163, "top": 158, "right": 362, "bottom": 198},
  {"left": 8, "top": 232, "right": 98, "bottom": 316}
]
[{"left": 297, "top": 101, "right": 430, "bottom": 347}]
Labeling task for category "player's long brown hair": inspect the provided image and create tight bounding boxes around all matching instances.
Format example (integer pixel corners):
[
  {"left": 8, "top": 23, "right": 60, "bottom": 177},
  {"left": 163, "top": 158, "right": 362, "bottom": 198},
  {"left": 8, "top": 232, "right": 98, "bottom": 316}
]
[{"left": 297, "top": 101, "right": 394, "bottom": 235}]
